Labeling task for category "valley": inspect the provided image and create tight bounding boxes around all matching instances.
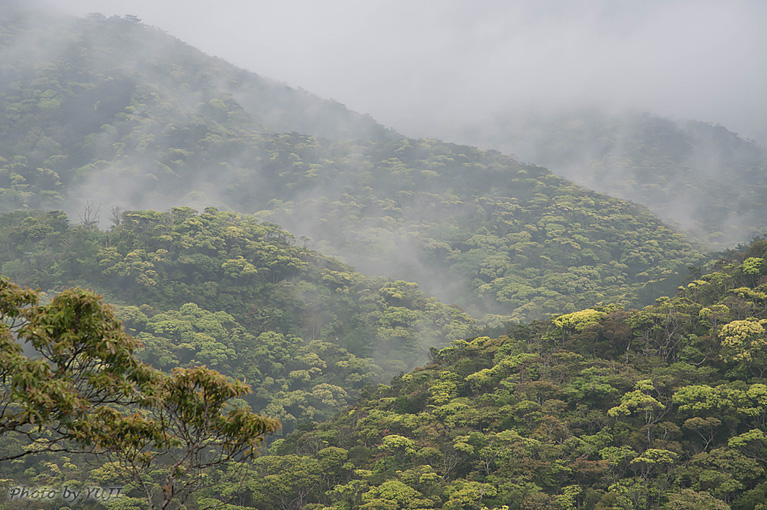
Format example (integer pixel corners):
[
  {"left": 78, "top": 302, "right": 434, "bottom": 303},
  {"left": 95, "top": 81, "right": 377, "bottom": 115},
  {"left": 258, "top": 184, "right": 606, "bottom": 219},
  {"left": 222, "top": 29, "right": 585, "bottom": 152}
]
[{"left": 1, "top": 3, "right": 766, "bottom": 509}]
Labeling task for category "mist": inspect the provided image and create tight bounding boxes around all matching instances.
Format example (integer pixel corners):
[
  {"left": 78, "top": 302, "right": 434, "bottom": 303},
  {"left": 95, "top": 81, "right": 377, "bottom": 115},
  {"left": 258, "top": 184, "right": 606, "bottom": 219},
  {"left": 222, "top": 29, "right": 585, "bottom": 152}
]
[
  {"left": 43, "top": 0, "right": 767, "bottom": 146},
  {"left": 2, "top": 0, "right": 761, "bottom": 317}
]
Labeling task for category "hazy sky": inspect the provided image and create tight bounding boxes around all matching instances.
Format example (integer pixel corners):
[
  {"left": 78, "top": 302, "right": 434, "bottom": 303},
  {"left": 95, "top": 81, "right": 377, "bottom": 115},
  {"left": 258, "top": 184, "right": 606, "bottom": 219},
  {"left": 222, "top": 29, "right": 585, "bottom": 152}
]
[{"left": 45, "top": 0, "right": 767, "bottom": 143}]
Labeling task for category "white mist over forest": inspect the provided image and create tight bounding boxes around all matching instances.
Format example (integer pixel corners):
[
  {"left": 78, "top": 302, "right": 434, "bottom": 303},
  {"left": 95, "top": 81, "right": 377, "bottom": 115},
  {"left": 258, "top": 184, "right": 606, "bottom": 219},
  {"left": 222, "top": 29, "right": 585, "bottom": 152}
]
[
  {"left": 45, "top": 0, "right": 767, "bottom": 146},
  {"left": 3, "top": 4, "right": 767, "bottom": 507}
]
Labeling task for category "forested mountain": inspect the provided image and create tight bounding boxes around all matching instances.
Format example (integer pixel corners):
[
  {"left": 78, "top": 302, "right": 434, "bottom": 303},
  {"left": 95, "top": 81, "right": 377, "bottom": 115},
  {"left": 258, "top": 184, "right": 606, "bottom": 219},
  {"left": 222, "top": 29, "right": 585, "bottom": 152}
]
[
  {"left": 438, "top": 108, "right": 767, "bottom": 250},
  {"left": 0, "top": 2, "right": 391, "bottom": 145},
  {"left": 3, "top": 227, "right": 765, "bottom": 510},
  {"left": 210, "top": 237, "right": 767, "bottom": 510},
  {"left": 3, "top": 2, "right": 767, "bottom": 509},
  {"left": 0, "top": 207, "right": 474, "bottom": 433},
  {"left": 0, "top": 2, "right": 392, "bottom": 212},
  {"left": 0, "top": 4, "right": 703, "bottom": 321}
]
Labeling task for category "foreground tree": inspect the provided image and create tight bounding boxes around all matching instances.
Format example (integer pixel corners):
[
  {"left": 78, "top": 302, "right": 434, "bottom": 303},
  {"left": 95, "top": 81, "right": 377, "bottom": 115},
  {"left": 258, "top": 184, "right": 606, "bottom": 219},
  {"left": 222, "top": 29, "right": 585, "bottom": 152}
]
[
  {"left": 0, "top": 276, "right": 280, "bottom": 509},
  {"left": 0, "top": 276, "right": 156, "bottom": 459},
  {"left": 82, "top": 366, "right": 281, "bottom": 510}
]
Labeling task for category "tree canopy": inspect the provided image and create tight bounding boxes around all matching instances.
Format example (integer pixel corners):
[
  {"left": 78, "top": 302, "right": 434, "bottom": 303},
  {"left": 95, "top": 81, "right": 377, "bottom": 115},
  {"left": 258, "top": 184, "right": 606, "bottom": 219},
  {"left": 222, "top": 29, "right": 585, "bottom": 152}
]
[
  {"left": 0, "top": 277, "right": 279, "bottom": 509},
  {"left": 0, "top": 4, "right": 705, "bottom": 321},
  {"left": 218, "top": 237, "right": 767, "bottom": 510}
]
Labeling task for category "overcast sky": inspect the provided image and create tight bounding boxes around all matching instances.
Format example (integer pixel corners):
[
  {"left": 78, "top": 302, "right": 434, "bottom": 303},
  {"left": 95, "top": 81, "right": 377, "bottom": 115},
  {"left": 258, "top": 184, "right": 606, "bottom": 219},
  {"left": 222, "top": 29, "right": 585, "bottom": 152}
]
[{"left": 44, "top": 0, "right": 767, "bottom": 143}]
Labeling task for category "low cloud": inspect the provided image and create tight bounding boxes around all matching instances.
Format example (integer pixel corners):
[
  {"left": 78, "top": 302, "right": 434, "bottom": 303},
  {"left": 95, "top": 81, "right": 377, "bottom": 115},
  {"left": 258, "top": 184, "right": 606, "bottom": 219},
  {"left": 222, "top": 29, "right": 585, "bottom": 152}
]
[{"left": 44, "top": 0, "right": 767, "bottom": 144}]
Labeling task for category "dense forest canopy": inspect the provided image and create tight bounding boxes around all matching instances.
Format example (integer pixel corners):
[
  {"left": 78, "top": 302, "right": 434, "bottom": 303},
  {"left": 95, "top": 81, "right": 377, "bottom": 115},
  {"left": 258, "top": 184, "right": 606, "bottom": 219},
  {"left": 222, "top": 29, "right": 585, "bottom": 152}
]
[
  {"left": 0, "top": 4, "right": 705, "bottom": 321},
  {"left": 2, "top": 227, "right": 765, "bottom": 509},
  {"left": 437, "top": 108, "right": 767, "bottom": 250},
  {"left": 2, "top": 1, "right": 767, "bottom": 509},
  {"left": 0, "top": 207, "right": 476, "bottom": 433},
  {"left": 228, "top": 237, "right": 767, "bottom": 510}
]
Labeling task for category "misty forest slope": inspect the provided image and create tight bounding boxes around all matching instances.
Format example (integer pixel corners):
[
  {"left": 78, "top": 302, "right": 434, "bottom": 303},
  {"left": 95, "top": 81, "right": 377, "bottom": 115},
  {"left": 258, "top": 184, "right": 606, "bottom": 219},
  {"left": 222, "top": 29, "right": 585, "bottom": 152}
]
[
  {"left": 0, "top": 6, "right": 704, "bottom": 321},
  {"left": 0, "top": 207, "right": 474, "bottom": 433},
  {"left": 443, "top": 108, "right": 767, "bottom": 250},
  {"left": 0, "top": 4, "right": 392, "bottom": 214},
  {"left": 219, "top": 237, "right": 767, "bottom": 510},
  {"left": 4, "top": 223, "right": 764, "bottom": 509},
  {"left": 0, "top": 4, "right": 391, "bottom": 146},
  {"left": 4, "top": 4, "right": 767, "bottom": 510}
]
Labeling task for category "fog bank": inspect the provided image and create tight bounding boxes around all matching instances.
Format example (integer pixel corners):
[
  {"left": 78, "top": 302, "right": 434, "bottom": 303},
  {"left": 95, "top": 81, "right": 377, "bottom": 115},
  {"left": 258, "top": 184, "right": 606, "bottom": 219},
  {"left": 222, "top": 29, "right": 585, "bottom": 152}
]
[{"left": 44, "top": 0, "right": 767, "bottom": 145}]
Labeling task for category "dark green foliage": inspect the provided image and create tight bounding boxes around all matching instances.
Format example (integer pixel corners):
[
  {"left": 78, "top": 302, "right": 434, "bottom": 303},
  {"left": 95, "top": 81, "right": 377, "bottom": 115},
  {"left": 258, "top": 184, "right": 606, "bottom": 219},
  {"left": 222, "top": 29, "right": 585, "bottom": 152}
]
[
  {"left": 0, "top": 207, "right": 475, "bottom": 434},
  {"left": 237, "top": 237, "right": 767, "bottom": 509}
]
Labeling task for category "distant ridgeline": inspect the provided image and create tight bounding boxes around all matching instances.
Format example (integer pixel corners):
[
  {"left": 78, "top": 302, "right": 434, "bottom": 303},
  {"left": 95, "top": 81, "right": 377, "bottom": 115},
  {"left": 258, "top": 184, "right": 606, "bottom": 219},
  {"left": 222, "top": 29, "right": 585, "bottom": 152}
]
[
  {"left": 444, "top": 108, "right": 767, "bottom": 250},
  {"left": 221, "top": 237, "right": 767, "bottom": 510},
  {"left": 0, "top": 6, "right": 704, "bottom": 322},
  {"left": 2, "top": 4, "right": 767, "bottom": 509}
]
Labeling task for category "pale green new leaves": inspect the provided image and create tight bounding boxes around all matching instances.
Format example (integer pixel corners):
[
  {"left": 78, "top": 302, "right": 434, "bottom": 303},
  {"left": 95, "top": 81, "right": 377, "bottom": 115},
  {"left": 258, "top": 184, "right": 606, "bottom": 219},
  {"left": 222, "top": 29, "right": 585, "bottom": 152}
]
[
  {"left": 379, "top": 434, "right": 416, "bottom": 455},
  {"left": 553, "top": 308, "right": 607, "bottom": 332},
  {"left": 608, "top": 380, "right": 665, "bottom": 420},
  {"left": 741, "top": 257, "right": 765, "bottom": 276},
  {"left": 719, "top": 319, "right": 767, "bottom": 364},
  {"left": 630, "top": 448, "right": 679, "bottom": 466},
  {"left": 361, "top": 479, "right": 429, "bottom": 509}
]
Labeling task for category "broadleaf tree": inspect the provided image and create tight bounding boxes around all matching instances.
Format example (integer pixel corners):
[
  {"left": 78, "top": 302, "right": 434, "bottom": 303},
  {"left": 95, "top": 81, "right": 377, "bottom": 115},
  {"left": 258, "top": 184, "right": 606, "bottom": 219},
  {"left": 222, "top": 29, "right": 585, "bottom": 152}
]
[{"left": 0, "top": 276, "right": 280, "bottom": 509}]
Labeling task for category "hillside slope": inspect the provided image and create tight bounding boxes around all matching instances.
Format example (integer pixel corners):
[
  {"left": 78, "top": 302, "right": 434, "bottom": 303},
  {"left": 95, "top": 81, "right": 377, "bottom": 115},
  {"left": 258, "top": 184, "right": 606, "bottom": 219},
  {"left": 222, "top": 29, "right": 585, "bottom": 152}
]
[
  {"left": 228, "top": 237, "right": 767, "bottom": 510},
  {"left": 0, "top": 208, "right": 474, "bottom": 433},
  {"left": 0, "top": 7, "right": 704, "bottom": 321},
  {"left": 440, "top": 108, "right": 767, "bottom": 250},
  {"left": 0, "top": 3, "right": 392, "bottom": 210}
]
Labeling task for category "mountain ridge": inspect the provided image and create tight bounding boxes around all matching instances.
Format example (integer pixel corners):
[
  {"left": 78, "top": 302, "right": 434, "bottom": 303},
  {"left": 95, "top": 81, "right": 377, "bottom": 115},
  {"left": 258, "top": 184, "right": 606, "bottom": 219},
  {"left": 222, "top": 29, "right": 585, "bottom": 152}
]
[
  {"left": 432, "top": 107, "right": 767, "bottom": 250},
  {"left": 2, "top": 4, "right": 767, "bottom": 509},
  {"left": 0, "top": 6, "right": 706, "bottom": 321}
]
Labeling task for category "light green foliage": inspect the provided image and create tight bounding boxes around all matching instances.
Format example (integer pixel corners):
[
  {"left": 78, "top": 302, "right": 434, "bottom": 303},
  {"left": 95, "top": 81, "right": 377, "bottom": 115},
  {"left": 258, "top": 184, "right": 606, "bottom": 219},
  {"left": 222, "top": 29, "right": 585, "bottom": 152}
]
[
  {"left": 555, "top": 485, "right": 583, "bottom": 510},
  {"left": 247, "top": 454, "right": 322, "bottom": 509},
  {"left": 429, "top": 372, "right": 461, "bottom": 405},
  {"left": 565, "top": 367, "right": 619, "bottom": 403},
  {"left": 138, "top": 303, "right": 240, "bottom": 370},
  {"left": 630, "top": 448, "right": 678, "bottom": 467},
  {"left": 719, "top": 319, "right": 767, "bottom": 366},
  {"left": 0, "top": 277, "right": 279, "bottom": 509},
  {"left": 443, "top": 480, "right": 497, "bottom": 509},
  {"left": 221, "top": 256, "right": 259, "bottom": 279},
  {"left": 728, "top": 429, "right": 767, "bottom": 459},
  {"left": 664, "top": 489, "right": 730, "bottom": 510},
  {"left": 379, "top": 434, "right": 416, "bottom": 455},
  {"left": 673, "top": 384, "right": 748, "bottom": 417},
  {"left": 742, "top": 257, "right": 765, "bottom": 276},
  {"left": 685, "top": 447, "right": 764, "bottom": 502},
  {"left": 553, "top": 308, "right": 607, "bottom": 332},
  {"left": 248, "top": 239, "right": 767, "bottom": 509},
  {"left": 362, "top": 480, "right": 430, "bottom": 509},
  {"left": 608, "top": 380, "right": 665, "bottom": 421},
  {"left": 600, "top": 446, "right": 637, "bottom": 466},
  {"left": 699, "top": 304, "right": 733, "bottom": 331}
]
